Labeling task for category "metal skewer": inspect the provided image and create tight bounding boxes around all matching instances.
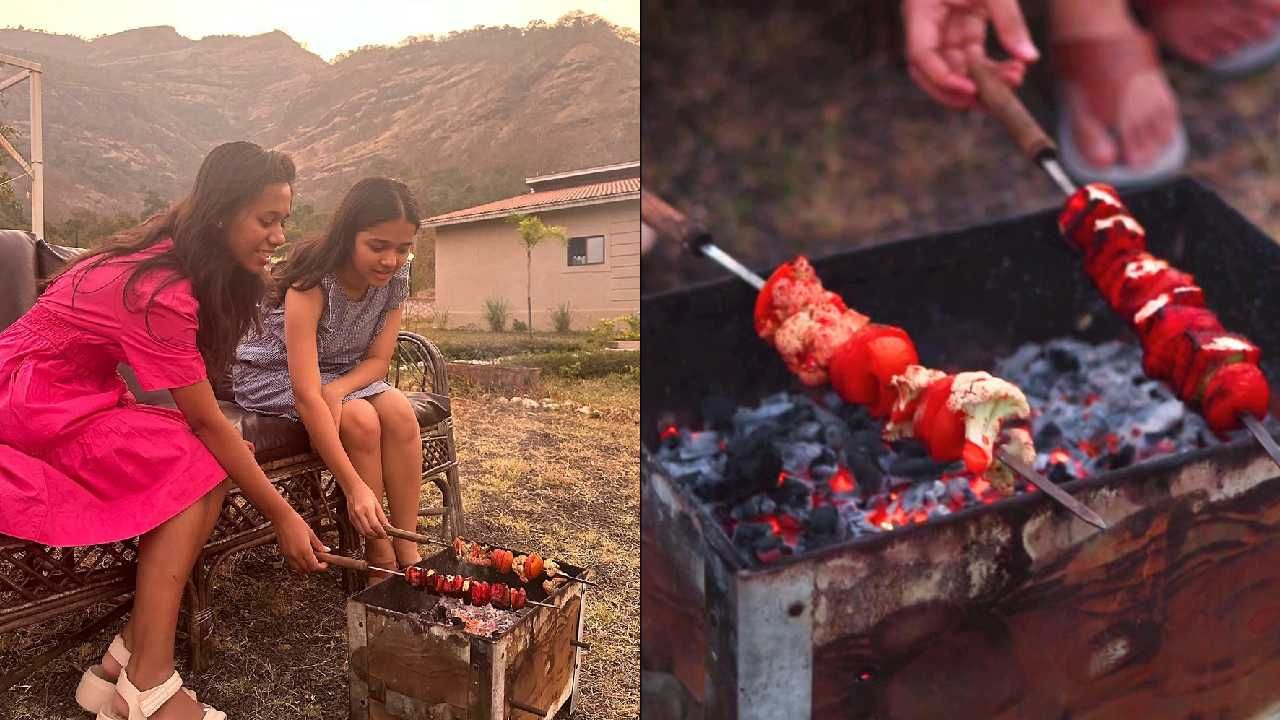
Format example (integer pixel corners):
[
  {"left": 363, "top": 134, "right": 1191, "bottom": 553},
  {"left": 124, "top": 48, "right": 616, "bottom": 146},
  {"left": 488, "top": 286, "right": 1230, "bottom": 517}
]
[
  {"left": 641, "top": 192, "right": 1108, "bottom": 528},
  {"left": 968, "top": 56, "right": 1280, "bottom": 475},
  {"left": 321, "top": 551, "right": 557, "bottom": 608},
  {"left": 382, "top": 525, "right": 598, "bottom": 587}
]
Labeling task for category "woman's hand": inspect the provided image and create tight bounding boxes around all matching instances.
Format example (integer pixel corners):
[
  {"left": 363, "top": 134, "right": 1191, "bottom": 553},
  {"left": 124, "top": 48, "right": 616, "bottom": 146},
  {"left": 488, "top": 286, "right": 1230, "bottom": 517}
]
[
  {"left": 903, "top": 0, "right": 1039, "bottom": 109},
  {"left": 272, "top": 508, "right": 328, "bottom": 573},
  {"left": 345, "top": 482, "right": 390, "bottom": 540}
]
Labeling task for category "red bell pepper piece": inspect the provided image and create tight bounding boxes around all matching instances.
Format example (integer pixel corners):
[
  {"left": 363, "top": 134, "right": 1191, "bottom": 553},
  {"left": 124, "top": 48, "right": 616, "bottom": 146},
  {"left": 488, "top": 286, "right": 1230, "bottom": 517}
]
[
  {"left": 1105, "top": 261, "right": 1200, "bottom": 321},
  {"left": 525, "top": 553, "right": 544, "bottom": 581},
  {"left": 1079, "top": 213, "right": 1147, "bottom": 272},
  {"left": 1203, "top": 362, "right": 1271, "bottom": 437},
  {"left": 1141, "top": 306, "right": 1222, "bottom": 381},
  {"left": 470, "top": 580, "right": 491, "bottom": 606},
  {"left": 829, "top": 324, "right": 920, "bottom": 418},
  {"left": 404, "top": 566, "right": 426, "bottom": 589},
  {"left": 510, "top": 588, "right": 528, "bottom": 610},
  {"left": 1059, "top": 183, "right": 1129, "bottom": 252},
  {"left": 491, "top": 582, "right": 510, "bottom": 609},
  {"left": 1174, "top": 332, "right": 1261, "bottom": 403},
  {"left": 913, "top": 376, "right": 966, "bottom": 465}
]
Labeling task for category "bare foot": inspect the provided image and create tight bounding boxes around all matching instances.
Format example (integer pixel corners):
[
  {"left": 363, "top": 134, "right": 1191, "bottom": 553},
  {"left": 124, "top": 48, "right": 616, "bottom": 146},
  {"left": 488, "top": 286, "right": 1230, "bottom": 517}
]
[
  {"left": 1051, "top": 0, "right": 1181, "bottom": 170},
  {"left": 1142, "top": 0, "right": 1280, "bottom": 65}
]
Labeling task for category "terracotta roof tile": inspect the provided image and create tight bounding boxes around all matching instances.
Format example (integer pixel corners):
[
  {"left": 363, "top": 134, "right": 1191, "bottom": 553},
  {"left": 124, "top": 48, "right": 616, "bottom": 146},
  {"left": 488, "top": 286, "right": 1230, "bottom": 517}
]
[{"left": 425, "top": 178, "right": 639, "bottom": 224}]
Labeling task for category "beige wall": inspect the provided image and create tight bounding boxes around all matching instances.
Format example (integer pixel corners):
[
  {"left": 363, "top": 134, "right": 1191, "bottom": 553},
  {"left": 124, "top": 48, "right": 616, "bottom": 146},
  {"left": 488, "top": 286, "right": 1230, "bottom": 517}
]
[{"left": 434, "top": 199, "right": 639, "bottom": 331}]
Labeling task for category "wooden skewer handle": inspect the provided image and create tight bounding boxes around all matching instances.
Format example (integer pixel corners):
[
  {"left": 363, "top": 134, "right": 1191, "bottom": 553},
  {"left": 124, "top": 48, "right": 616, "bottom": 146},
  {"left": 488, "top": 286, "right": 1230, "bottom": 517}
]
[
  {"left": 383, "top": 525, "right": 447, "bottom": 546},
  {"left": 641, "top": 189, "right": 712, "bottom": 253},
  {"left": 969, "top": 56, "right": 1055, "bottom": 162},
  {"left": 317, "top": 551, "right": 370, "bottom": 572}
]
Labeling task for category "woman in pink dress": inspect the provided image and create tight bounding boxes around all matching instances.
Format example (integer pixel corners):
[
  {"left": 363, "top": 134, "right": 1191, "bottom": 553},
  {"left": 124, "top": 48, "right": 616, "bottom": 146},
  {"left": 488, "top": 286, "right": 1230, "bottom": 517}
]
[{"left": 0, "top": 141, "right": 331, "bottom": 720}]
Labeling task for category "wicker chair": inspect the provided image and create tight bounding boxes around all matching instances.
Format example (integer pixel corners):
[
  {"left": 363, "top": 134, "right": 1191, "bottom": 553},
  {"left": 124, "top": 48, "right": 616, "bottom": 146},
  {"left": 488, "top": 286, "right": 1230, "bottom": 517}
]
[{"left": 0, "top": 230, "right": 464, "bottom": 684}]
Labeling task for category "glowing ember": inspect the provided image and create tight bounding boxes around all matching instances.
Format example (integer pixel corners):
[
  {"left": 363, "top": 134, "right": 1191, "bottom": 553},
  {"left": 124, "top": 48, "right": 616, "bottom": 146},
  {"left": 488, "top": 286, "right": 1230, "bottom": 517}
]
[
  {"left": 659, "top": 425, "right": 680, "bottom": 441},
  {"left": 829, "top": 467, "right": 857, "bottom": 494}
]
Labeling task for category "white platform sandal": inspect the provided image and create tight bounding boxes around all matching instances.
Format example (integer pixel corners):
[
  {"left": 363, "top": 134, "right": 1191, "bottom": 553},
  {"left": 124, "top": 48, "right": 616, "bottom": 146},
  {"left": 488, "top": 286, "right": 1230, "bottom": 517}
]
[
  {"left": 75, "top": 634, "right": 131, "bottom": 712},
  {"left": 95, "top": 668, "right": 223, "bottom": 720}
]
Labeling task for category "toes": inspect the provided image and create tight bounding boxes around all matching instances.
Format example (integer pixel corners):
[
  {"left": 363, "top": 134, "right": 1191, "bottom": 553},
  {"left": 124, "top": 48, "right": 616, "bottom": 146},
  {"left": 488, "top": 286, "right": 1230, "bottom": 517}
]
[{"left": 1070, "top": 99, "right": 1117, "bottom": 168}]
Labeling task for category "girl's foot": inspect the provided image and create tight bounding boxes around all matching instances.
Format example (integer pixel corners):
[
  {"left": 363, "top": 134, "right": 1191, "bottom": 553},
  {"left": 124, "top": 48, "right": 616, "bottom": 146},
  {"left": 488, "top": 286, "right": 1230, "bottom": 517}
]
[{"left": 1138, "top": 0, "right": 1280, "bottom": 71}]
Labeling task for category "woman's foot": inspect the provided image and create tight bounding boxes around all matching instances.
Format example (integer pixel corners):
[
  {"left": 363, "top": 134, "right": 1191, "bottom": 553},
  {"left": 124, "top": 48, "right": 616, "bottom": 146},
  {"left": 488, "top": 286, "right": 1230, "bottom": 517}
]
[
  {"left": 1049, "top": 0, "right": 1186, "bottom": 184},
  {"left": 107, "top": 668, "right": 207, "bottom": 720},
  {"left": 1139, "top": 0, "right": 1280, "bottom": 67}
]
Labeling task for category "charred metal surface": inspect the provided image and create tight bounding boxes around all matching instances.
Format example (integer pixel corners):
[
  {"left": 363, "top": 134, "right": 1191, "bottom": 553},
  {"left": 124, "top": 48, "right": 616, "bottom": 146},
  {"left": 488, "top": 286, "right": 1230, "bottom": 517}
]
[{"left": 641, "top": 179, "right": 1280, "bottom": 718}]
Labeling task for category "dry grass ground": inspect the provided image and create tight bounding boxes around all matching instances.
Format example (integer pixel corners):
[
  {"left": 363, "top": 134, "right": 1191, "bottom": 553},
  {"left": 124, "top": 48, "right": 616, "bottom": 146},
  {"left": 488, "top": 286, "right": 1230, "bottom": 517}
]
[{"left": 0, "top": 374, "right": 639, "bottom": 720}]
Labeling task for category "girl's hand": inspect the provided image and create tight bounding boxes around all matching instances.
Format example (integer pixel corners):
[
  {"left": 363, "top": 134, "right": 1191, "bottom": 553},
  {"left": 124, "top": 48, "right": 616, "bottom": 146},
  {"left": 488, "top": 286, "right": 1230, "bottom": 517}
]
[
  {"left": 321, "top": 383, "right": 345, "bottom": 429},
  {"left": 902, "top": 0, "right": 1038, "bottom": 109},
  {"left": 272, "top": 509, "right": 328, "bottom": 573},
  {"left": 346, "top": 483, "right": 390, "bottom": 540}
]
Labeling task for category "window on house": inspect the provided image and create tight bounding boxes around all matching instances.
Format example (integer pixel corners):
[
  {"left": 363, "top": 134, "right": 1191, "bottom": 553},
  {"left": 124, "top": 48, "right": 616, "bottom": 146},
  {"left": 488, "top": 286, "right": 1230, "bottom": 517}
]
[{"left": 567, "top": 235, "right": 605, "bottom": 266}]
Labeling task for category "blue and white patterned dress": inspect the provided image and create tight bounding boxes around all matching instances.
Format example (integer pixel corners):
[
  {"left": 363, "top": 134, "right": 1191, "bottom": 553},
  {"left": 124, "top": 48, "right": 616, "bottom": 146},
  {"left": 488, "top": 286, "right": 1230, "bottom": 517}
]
[{"left": 232, "top": 263, "right": 410, "bottom": 419}]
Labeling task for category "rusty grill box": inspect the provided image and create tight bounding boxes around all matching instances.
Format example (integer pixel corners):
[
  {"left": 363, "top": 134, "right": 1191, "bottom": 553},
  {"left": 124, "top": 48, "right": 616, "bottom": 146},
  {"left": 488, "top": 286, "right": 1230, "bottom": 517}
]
[
  {"left": 640, "top": 179, "right": 1280, "bottom": 719},
  {"left": 347, "top": 550, "right": 589, "bottom": 720}
]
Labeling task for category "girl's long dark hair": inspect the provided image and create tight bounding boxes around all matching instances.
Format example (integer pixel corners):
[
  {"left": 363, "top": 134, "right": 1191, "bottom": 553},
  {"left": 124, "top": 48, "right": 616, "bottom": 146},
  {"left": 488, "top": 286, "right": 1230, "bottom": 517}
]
[
  {"left": 51, "top": 141, "right": 296, "bottom": 376},
  {"left": 269, "top": 177, "right": 421, "bottom": 308}
]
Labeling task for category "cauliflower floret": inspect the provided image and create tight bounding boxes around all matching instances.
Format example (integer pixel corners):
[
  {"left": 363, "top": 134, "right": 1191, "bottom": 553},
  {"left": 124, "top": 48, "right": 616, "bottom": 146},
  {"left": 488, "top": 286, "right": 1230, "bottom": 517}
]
[
  {"left": 946, "top": 372, "right": 1031, "bottom": 472},
  {"left": 883, "top": 365, "right": 946, "bottom": 441},
  {"left": 773, "top": 305, "right": 867, "bottom": 386}
]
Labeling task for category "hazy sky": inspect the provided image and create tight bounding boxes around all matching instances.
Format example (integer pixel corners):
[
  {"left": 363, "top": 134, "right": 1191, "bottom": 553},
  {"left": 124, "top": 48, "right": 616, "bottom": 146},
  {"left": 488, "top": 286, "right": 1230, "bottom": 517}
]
[{"left": 4, "top": 0, "right": 639, "bottom": 60}]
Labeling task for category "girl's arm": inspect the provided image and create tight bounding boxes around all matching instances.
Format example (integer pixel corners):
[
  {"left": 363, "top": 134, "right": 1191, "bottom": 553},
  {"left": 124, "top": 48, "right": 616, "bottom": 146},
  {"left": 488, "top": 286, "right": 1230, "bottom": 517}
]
[
  {"left": 284, "top": 286, "right": 389, "bottom": 540},
  {"left": 321, "top": 306, "right": 404, "bottom": 401},
  {"left": 170, "top": 380, "right": 327, "bottom": 573}
]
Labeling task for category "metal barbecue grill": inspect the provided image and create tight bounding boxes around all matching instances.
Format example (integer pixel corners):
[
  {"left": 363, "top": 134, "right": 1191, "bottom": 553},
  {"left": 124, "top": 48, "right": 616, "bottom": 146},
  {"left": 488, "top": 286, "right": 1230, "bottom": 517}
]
[{"left": 641, "top": 178, "right": 1280, "bottom": 719}]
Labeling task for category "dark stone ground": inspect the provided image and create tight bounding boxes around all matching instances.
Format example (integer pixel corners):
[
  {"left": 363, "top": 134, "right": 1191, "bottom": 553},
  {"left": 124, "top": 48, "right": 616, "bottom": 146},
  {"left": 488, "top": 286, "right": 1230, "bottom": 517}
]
[{"left": 641, "top": 0, "right": 1280, "bottom": 294}]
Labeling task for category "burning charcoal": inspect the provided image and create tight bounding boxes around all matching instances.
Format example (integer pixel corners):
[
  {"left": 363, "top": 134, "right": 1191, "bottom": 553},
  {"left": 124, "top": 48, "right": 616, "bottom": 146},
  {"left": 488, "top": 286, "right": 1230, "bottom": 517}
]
[
  {"left": 700, "top": 394, "right": 736, "bottom": 431},
  {"left": 808, "top": 505, "right": 839, "bottom": 538},
  {"left": 1047, "top": 346, "right": 1081, "bottom": 373},
  {"left": 1035, "top": 421, "right": 1063, "bottom": 449},
  {"left": 809, "top": 446, "right": 839, "bottom": 480},
  {"left": 677, "top": 431, "right": 722, "bottom": 461},
  {"left": 1047, "top": 462, "right": 1074, "bottom": 484},
  {"left": 793, "top": 420, "right": 824, "bottom": 442},
  {"left": 1105, "top": 444, "right": 1136, "bottom": 470},
  {"left": 732, "top": 522, "right": 783, "bottom": 556},
  {"left": 778, "top": 441, "right": 826, "bottom": 475},
  {"left": 730, "top": 495, "right": 777, "bottom": 520},
  {"left": 887, "top": 455, "right": 956, "bottom": 479},
  {"left": 774, "top": 476, "right": 812, "bottom": 509},
  {"left": 717, "top": 427, "right": 784, "bottom": 503},
  {"left": 846, "top": 453, "right": 886, "bottom": 496}
]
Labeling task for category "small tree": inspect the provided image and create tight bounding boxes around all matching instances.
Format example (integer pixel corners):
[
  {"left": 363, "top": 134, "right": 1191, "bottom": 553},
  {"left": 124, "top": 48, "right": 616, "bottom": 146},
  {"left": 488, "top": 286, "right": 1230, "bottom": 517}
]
[{"left": 507, "top": 213, "right": 565, "bottom": 334}]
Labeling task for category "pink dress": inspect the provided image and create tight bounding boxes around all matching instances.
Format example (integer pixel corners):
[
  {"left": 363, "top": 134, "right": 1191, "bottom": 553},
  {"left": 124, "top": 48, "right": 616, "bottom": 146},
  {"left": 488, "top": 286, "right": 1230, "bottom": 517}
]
[{"left": 0, "top": 239, "right": 227, "bottom": 546}]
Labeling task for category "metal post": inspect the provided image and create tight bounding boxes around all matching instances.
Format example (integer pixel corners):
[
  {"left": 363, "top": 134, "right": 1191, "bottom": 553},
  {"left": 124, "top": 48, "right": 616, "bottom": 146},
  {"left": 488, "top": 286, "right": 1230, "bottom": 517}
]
[
  {"left": 0, "top": 53, "right": 42, "bottom": 239},
  {"left": 28, "top": 68, "right": 42, "bottom": 240}
]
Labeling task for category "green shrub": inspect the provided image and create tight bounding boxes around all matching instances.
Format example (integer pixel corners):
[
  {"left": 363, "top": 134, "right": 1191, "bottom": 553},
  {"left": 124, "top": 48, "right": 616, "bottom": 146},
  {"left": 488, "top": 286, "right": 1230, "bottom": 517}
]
[
  {"left": 501, "top": 350, "right": 639, "bottom": 379},
  {"left": 551, "top": 302, "right": 574, "bottom": 333},
  {"left": 620, "top": 312, "right": 640, "bottom": 341},
  {"left": 512, "top": 319, "right": 529, "bottom": 333},
  {"left": 432, "top": 308, "right": 449, "bottom": 330},
  {"left": 483, "top": 297, "right": 509, "bottom": 332}
]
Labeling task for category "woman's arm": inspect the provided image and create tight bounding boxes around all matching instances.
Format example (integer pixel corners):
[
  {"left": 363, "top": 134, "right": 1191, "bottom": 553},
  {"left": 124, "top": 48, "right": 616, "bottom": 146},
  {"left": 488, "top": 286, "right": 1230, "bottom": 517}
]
[
  {"left": 284, "top": 286, "right": 389, "bottom": 539},
  {"left": 321, "top": 306, "right": 404, "bottom": 400},
  {"left": 170, "top": 380, "right": 327, "bottom": 572}
]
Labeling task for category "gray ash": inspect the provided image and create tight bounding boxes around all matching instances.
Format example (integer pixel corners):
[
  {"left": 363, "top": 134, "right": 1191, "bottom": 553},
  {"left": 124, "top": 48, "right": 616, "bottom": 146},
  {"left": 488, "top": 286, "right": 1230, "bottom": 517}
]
[{"left": 655, "top": 338, "right": 1263, "bottom": 566}]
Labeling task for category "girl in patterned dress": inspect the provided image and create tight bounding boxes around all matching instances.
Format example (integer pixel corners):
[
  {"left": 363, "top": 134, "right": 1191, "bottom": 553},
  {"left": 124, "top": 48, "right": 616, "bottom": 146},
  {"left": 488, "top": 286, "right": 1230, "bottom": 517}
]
[
  {"left": 233, "top": 178, "right": 426, "bottom": 582},
  {"left": 0, "top": 141, "right": 329, "bottom": 720}
]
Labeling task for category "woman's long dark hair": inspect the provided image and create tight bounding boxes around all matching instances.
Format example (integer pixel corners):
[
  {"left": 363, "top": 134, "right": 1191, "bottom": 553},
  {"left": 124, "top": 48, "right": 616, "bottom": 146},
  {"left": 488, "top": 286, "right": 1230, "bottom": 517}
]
[
  {"left": 51, "top": 141, "right": 296, "bottom": 376},
  {"left": 269, "top": 177, "right": 421, "bottom": 308}
]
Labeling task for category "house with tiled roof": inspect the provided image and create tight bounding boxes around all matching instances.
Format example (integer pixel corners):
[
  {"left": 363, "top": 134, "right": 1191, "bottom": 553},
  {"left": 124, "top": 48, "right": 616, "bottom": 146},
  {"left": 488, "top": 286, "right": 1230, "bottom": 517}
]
[{"left": 423, "top": 161, "right": 640, "bottom": 330}]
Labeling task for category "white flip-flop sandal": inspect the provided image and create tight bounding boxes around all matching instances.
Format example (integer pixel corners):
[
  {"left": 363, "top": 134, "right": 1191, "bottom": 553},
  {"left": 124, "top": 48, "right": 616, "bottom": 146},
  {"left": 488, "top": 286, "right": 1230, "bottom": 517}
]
[
  {"left": 1053, "top": 29, "right": 1189, "bottom": 189},
  {"left": 95, "top": 668, "right": 224, "bottom": 720}
]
